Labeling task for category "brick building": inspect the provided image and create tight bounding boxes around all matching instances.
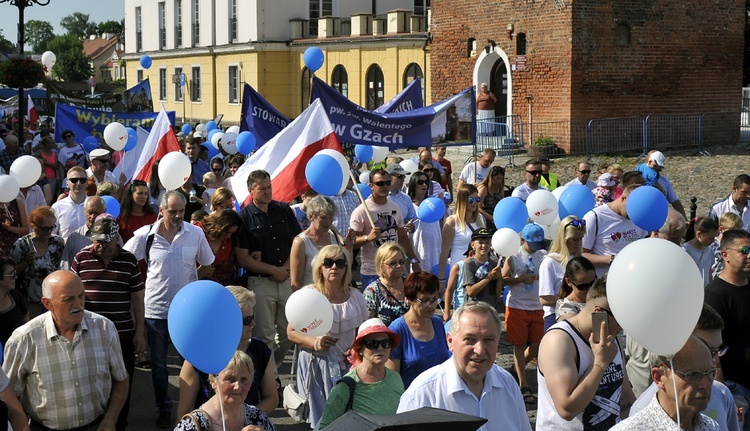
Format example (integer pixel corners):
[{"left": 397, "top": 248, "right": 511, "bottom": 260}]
[{"left": 430, "top": 0, "right": 745, "bottom": 153}]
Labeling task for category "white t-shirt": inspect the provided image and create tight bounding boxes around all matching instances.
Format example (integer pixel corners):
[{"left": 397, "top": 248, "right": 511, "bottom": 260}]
[
  {"left": 564, "top": 178, "right": 596, "bottom": 191},
  {"left": 458, "top": 162, "right": 492, "bottom": 185},
  {"left": 58, "top": 144, "right": 87, "bottom": 169},
  {"left": 511, "top": 183, "right": 547, "bottom": 202},
  {"left": 582, "top": 204, "right": 648, "bottom": 277},
  {"left": 506, "top": 247, "right": 546, "bottom": 310},
  {"left": 349, "top": 198, "right": 403, "bottom": 276},
  {"left": 538, "top": 253, "right": 565, "bottom": 318}
]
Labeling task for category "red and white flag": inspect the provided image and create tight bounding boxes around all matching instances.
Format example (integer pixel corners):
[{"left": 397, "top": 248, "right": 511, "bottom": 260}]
[
  {"left": 113, "top": 106, "right": 180, "bottom": 183},
  {"left": 27, "top": 94, "right": 39, "bottom": 126},
  {"left": 230, "top": 98, "right": 342, "bottom": 204}
]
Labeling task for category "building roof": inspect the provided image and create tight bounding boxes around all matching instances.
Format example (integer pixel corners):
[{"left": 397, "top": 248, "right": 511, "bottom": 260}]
[{"left": 83, "top": 35, "right": 118, "bottom": 61}]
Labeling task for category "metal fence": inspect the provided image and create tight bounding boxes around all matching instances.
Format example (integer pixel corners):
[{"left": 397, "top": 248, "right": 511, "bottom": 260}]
[
  {"left": 644, "top": 114, "right": 703, "bottom": 153},
  {"left": 476, "top": 115, "right": 524, "bottom": 166},
  {"left": 586, "top": 116, "right": 644, "bottom": 157}
]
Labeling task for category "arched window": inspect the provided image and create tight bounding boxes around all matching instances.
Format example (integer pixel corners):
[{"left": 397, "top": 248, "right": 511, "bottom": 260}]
[
  {"left": 615, "top": 23, "right": 631, "bottom": 47},
  {"left": 331, "top": 65, "right": 348, "bottom": 98},
  {"left": 301, "top": 67, "right": 312, "bottom": 111},
  {"left": 403, "top": 63, "right": 423, "bottom": 89},
  {"left": 365, "top": 64, "right": 384, "bottom": 110}
]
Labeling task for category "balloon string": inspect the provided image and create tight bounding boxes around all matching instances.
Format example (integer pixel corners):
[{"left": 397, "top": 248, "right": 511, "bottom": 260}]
[
  {"left": 669, "top": 357, "right": 680, "bottom": 431},
  {"left": 217, "top": 375, "right": 227, "bottom": 431}
]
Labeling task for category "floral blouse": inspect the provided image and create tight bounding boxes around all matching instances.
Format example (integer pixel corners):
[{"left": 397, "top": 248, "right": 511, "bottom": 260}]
[
  {"left": 175, "top": 404, "right": 277, "bottom": 431},
  {"left": 10, "top": 234, "right": 65, "bottom": 303}
]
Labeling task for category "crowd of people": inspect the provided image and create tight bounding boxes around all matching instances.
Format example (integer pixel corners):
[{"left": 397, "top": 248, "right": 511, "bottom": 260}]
[{"left": 0, "top": 117, "right": 749, "bottom": 431}]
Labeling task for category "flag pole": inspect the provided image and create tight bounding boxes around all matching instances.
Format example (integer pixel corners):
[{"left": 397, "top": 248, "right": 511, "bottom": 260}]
[{"left": 349, "top": 169, "right": 375, "bottom": 227}]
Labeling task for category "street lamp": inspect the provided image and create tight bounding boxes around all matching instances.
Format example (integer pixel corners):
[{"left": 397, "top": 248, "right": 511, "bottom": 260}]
[{"left": 0, "top": 0, "right": 52, "bottom": 132}]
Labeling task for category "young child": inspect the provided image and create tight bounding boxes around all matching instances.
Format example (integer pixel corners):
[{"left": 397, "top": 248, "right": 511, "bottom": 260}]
[
  {"left": 461, "top": 228, "right": 502, "bottom": 308},
  {"left": 202, "top": 172, "right": 217, "bottom": 212},
  {"left": 682, "top": 217, "right": 719, "bottom": 287},
  {"left": 711, "top": 212, "right": 744, "bottom": 279}
]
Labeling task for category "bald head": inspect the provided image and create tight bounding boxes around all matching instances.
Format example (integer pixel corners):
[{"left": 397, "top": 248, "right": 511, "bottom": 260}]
[{"left": 42, "top": 270, "right": 84, "bottom": 300}]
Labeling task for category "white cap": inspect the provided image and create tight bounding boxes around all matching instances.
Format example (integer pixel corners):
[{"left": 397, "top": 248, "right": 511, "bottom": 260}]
[
  {"left": 193, "top": 131, "right": 204, "bottom": 139},
  {"left": 89, "top": 148, "right": 110, "bottom": 160},
  {"left": 648, "top": 151, "right": 665, "bottom": 168}
]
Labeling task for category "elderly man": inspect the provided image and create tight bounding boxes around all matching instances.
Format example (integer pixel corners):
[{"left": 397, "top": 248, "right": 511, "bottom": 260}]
[
  {"left": 2, "top": 270, "right": 129, "bottom": 431},
  {"left": 457, "top": 148, "right": 496, "bottom": 188},
  {"left": 123, "top": 190, "right": 214, "bottom": 427},
  {"left": 636, "top": 150, "right": 686, "bottom": 218},
  {"left": 709, "top": 174, "right": 750, "bottom": 231},
  {"left": 85, "top": 148, "right": 119, "bottom": 185},
  {"left": 511, "top": 159, "right": 547, "bottom": 202},
  {"left": 564, "top": 161, "right": 596, "bottom": 190},
  {"left": 582, "top": 185, "right": 649, "bottom": 277},
  {"left": 51, "top": 166, "right": 89, "bottom": 240},
  {"left": 651, "top": 208, "right": 688, "bottom": 245},
  {"left": 611, "top": 336, "right": 720, "bottom": 430},
  {"left": 398, "top": 302, "right": 532, "bottom": 431},
  {"left": 61, "top": 196, "right": 107, "bottom": 269},
  {"left": 0, "top": 134, "right": 23, "bottom": 173},
  {"left": 536, "top": 278, "right": 635, "bottom": 430},
  {"left": 72, "top": 216, "right": 145, "bottom": 431}
]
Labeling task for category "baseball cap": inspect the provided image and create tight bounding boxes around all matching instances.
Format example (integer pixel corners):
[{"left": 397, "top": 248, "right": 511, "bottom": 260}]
[
  {"left": 90, "top": 216, "right": 119, "bottom": 242},
  {"left": 597, "top": 172, "right": 615, "bottom": 187},
  {"left": 89, "top": 148, "right": 110, "bottom": 161},
  {"left": 648, "top": 151, "right": 666, "bottom": 168},
  {"left": 521, "top": 223, "right": 546, "bottom": 250},
  {"left": 470, "top": 227, "right": 494, "bottom": 241},
  {"left": 193, "top": 131, "right": 204, "bottom": 139},
  {"left": 385, "top": 163, "right": 408, "bottom": 176}
]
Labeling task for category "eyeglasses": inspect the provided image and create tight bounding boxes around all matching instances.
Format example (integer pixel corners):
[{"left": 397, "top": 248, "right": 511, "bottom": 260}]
[
  {"left": 322, "top": 258, "right": 347, "bottom": 269},
  {"left": 373, "top": 180, "right": 392, "bottom": 188},
  {"left": 565, "top": 219, "right": 587, "bottom": 229},
  {"left": 385, "top": 259, "right": 406, "bottom": 268},
  {"left": 727, "top": 245, "right": 750, "bottom": 255},
  {"left": 671, "top": 367, "right": 717, "bottom": 384},
  {"left": 242, "top": 315, "right": 255, "bottom": 326},
  {"left": 416, "top": 180, "right": 428, "bottom": 186},
  {"left": 526, "top": 170, "right": 543, "bottom": 176},
  {"left": 467, "top": 197, "right": 481, "bottom": 204},
  {"left": 2, "top": 270, "right": 16, "bottom": 278},
  {"left": 492, "top": 166, "right": 506, "bottom": 175},
  {"left": 212, "top": 168, "right": 223, "bottom": 172},
  {"left": 68, "top": 177, "right": 87, "bottom": 184},
  {"left": 36, "top": 224, "right": 56, "bottom": 231},
  {"left": 578, "top": 170, "right": 592, "bottom": 175},
  {"left": 416, "top": 296, "right": 439, "bottom": 307},
  {"left": 423, "top": 168, "right": 435, "bottom": 173},
  {"left": 363, "top": 339, "right": 392, "bottom": 350},
  {"left": 711, "top": 344, "right": 729, "bottom": 358},
  {"left": 571, "top": 278, "right": 597, "bottom": 290}
]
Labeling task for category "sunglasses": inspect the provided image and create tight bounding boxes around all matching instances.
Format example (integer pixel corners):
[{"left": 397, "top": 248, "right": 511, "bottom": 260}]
[
  {"left": 526, "top": 170, "right": 543, "bottom": 176},
  {"left": 242, "top": 315, "right": 255, "bottom": 326},
  {"left": 373, "top": 180, "right": 392, "bottom": 187},
  {"left": 578, "top": 170, "right": 592, "bottom": 175},
  {"left": 212, "top": 168, "right": 223, "bottom": 172},
  {"left": 671, "top": 367, "right": 717, "bottom": 385},
  {"left": 467, "top": 197, "right": 481, "bottom": 204},
  {"left": 416, "top": 180, "right": 428, "bottom": 186},
  {"left": 94, "top": 158, "right": 111, "bottom": 164},
  {"left": 322, "top": 258, "right": 347, "bottom": 269},
  {"left": 363, "top": 339, "right": 392, "bottom": 350},
  {"left": 727, "top": 245, "right": 750, "bottom": 255},
  {"left": 392, "top": 174, "right": 405, "bottom": 180},
  {"left": 423, "top": 168, "right": 435, "bottom": 173},
  {"left": 566, "top": 219, "right": 587, "bottom": 229},
  {"left": 68, "top": 177, "right": 87, "bottom": 184},
  {"left": 492, "top": 166, "right": 506, "bottom": 175},
  {"left": 571, "top": 278, "right": 597, "bottom": 290}
]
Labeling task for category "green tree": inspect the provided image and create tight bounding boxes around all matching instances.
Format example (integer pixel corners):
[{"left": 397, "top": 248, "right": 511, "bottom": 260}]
[
  {"left": 25, "top": 20, "right": 55, "bottom": 53},
  {"left": 47, "top": 34, "right": 92, "bottom": 82},
  {"left": 98, "top": 20, "right": 124, "bottom": 36},
  {"left": 0, "top": 30, "right": 15, "bottom": 53},
  {"left": 60, "top": 12, "right": 97, "bottom": 38}
]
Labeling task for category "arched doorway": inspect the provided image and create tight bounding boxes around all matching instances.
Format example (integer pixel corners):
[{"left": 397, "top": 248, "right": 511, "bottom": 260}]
[
  {"left": 473, "top": 47, "right": 512, "bottom": 118},
  {"left": 490, "top": 60, "right": 508, "bottom": 117}
]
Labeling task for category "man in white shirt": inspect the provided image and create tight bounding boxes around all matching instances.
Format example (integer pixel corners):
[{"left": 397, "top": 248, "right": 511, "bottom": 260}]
[
  {"left": 564, "top": 161, "right": 597, "bottom": 190},
  {"left": 385, "top": 163, "right": 416, "bottom": 231},
  {"left": 709, "top": 174, "right": 750, "bottom": 231},
  {"left": 457, "top": 148, "right": 496, "bottom": 189},
  {"left": 51, "top": 166, "right": 88, "bottom": 240},
  {"left": 511, "top": 159, "right": 547, "bottom": 202},
  {"left": 85, "top": 148, "right": 119, "bottom": 185},
  {"left": 398, "top": 302, "right": 532, "bottom": 431}
]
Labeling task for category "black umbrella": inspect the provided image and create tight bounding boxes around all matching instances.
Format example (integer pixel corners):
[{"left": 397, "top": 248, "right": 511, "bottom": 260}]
[{"left": 324, "top": 407, "right": 488, "bottom": 431}]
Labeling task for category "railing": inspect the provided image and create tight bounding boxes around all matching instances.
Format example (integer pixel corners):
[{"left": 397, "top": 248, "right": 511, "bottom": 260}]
[
  {"left": 586, "top": 116, "right": 644, "bottom": 158},
  {"left": 476, "top": 115, "right": 524, "bottom": 166},
  {"left": 644, "top": 114, "right": 703, "bottom": 153}
]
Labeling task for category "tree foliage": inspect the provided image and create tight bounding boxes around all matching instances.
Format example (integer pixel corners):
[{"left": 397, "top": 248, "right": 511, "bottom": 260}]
[
  {"left": 60, "top": 12, "right": 97, "bottom": 38},
  {"left": 47, "top": 35, "right": 91, "bottom": 83},
  {"left": 98, "top": 20, "right": 124, "bottom": 37},
  {"left": 0, "top": 30, "right": 15, "bottom": 53},
  {"left": 25, "top": 20, "right": 55, "bottom": 53}
]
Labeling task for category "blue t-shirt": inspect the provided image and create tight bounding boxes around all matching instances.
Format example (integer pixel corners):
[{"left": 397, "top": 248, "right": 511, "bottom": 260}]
[
  {"left": 634, "top": 163, "right": 660, "bottom": 187},
  {"left": 389, "top": 315, "right": 451, "bottom": 388}
]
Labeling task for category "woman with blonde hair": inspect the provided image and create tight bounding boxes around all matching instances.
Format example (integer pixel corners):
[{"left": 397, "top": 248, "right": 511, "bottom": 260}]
[
  {"left": 476, "top": 165, "right": 506, "bottom": 230},
  {"left": 538, "top": 215, "right": 586, "bottom": 331},
  {"left": 437, "top": 184, "right": 486, "bottom": 285},
  {"left": 210, "top": 187, "right": 236, "bottom": 213},
  {"left": 711, "top": 212, "right": 744, "bottom": 278},
  {"left": 363, "top": 242, "right": 409, "bottom": 327},
  {"left": 287, "top": 245, "right": 368, "bottom": 428}
]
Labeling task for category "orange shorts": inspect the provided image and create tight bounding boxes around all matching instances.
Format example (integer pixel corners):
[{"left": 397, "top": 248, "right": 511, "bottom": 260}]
[{"left": 505, "top": 307, "right": 544, "bottom": 345}]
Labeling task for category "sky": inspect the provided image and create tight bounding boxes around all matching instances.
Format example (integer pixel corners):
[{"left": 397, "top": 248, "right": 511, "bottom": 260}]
[{"left": 0, "top": 0, "right": 124, "bottom": 42}]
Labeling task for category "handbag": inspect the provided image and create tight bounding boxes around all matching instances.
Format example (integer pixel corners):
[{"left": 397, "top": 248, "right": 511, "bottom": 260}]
[{"left": 283, "top": 346, "right": 314, "bottom": 423}]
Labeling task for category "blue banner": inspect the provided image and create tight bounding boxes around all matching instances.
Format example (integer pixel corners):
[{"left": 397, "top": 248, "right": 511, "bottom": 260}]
[
  {"left": 55, "top": 103, "right": 176, "bottom": 142},
  {"left": 238, "top": 84, "right": 291, "bottom": 149},
  {"left": 311, "top": 77, "right": 474, "bottom": 149},
  {"left": 374, "top": 78, "right": 423, "bottom": 113},
  {"left": 122, "top": 79, "right": 154, "bottom": 112}
]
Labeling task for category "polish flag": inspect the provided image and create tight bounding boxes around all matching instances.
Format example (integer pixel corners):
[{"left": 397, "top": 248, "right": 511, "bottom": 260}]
[
  {"left": 230, "top": 98, "right": 342, "bottom": 204},
  {"left": 27, "top": 94, "right": 39, "bottom": 126}
]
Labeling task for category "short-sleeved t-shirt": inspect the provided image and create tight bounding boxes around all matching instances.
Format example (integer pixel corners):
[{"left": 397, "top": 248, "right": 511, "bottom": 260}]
[
  {"left": 705, "top": 277, "right": 750, "bottom": 389},
  {"left": 389, "top": 315, "right": 451, "bottom": 388},
  {"left": 506, "top": 247, "right": 546, "bottom": 311},
  {"left": 458, "top": 163, "right": 492, "bottom": 185},
  {"left": 463, "top": 256, "right": 500, "bottom": 308},
  {"left": 582, "top": 204, "right": 647, "bottom": 277},
  {"left": 349, "top": 198, "right": 403, "bottom": 276}
]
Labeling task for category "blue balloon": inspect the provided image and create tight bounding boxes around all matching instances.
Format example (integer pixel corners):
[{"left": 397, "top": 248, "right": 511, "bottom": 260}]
[
  {"left": 139, "top": 55, "right": 152, "bottom": 69},
  {"left": 101, "top": 195, "right": 121, "bottom": 219},
  {"left": 356, "top": 183, "right": 372, "bottom": 200},
  {"left": 236, "top": 131, "right": 257, "bottom": 155},
  {"left": 206, "top": 121, "right": 218, "bottom": 132},
  {"left": 558, "top": 185, "right": 596, "bottom": 219},
  {"left": 181, "top": 123, "right": 193, "bottom": 135},
  {"left": 203, "top": 143, "right": 219, "bottom": 159},
  {"left": 207, "top": 129, "right": 222, "bottom": 145},
  {"left": 418, "top": 196, "right": 446, "bottom": 223},
  {"left": 354, "top": 145, "right": 373, "bottom": 164},
  {"left": 303, "top": 47, "right": 325, "bottom": 72},
  {"left": 305, "top": 153, "right": 345, "bottom": 196},
  {"left": 168, "top": 281, "right": 242, "bottom": 374},
  {"left": 82, "top": 136, "right": 99, "bottom": 153},
  {"left": 123, "top": 128, "right": 138, "bottom": 152},
  {"left": 431, "top": 263, "right": 450, "bottom": 280},
  {"left": 493, "top": 197, "right": 528, "bottom": 233},
  {"left": 626, "top": 185, "right": 669, "bottom": 232}
]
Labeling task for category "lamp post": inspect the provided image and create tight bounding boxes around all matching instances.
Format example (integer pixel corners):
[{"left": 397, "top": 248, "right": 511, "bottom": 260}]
[{"left": 0, "top": 0, "right": 51, "bottom": 133}]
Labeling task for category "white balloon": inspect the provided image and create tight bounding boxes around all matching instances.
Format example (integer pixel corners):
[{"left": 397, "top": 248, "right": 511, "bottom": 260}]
[
  {"left": 285, "top": 288, "right": 334, "bottom": 336},
  {"left": 491, "top": 228, "right": 521, "bottom": 256},
  {"left": 526, "top": 189, "right": 559, "bottom": 225},
  {"left": 399, "top": 159, "right": 419, "bottom": 184},
  {"left": 607, "top": 238, "right": 704, "bottom": 356},
  {"left": 226, "top": 125, "right": 240, "bottom": 135},
  {"left": 211, "top": 132, "right": 225, "bottom": 149},
  {"left": 41, "top": 51, "right": 56, "bottom": 69},
  {"left": 371, "top": 146, "right": 389, "bottom": 164},
  {"left": 551, "top": 185, "right": 568, "bottom": 201},
  {"left": 316, "top": 149, "right": 349, "bottom": 195},
  {"left": 542, "top": 219, "right": 561, "bottom": 240},
  {"left": 103, "top": 122, "right": 128, "bottom": 151},
  {"left": 158, "top": 151, "right": 192, "bottom": 190},
  {"left": 359, "top": 170, "right": 371, "bottom": 185},
  {"left": 221, "top": 132, "right": 238, "bottom": 154},
  {"left": 0, "top": 175, "right": 19, "bottom": 203},
  {"left": 195, "top": 123, "right": 207, "bottom": 133},
  {"left": 9, "top": 155, "right": 42, "bottom": 188}
]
